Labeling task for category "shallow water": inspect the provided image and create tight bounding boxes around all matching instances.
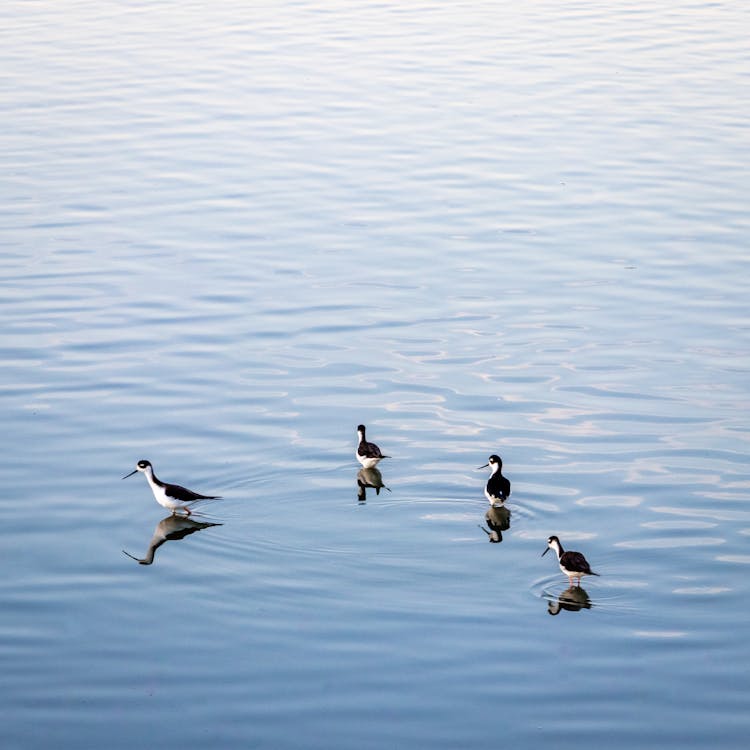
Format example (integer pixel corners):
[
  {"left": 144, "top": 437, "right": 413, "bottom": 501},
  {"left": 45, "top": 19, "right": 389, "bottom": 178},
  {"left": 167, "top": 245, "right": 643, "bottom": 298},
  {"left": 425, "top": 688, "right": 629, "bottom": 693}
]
[{"left": 2, "top": 1, "right": 749, "bottom": 748}]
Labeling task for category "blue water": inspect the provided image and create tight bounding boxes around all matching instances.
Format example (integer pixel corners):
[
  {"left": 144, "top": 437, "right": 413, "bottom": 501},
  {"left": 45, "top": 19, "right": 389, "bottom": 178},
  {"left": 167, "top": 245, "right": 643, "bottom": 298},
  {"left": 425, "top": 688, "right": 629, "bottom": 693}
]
[{"left": 2, "top": 2, "right": 749, "bottom": 748}]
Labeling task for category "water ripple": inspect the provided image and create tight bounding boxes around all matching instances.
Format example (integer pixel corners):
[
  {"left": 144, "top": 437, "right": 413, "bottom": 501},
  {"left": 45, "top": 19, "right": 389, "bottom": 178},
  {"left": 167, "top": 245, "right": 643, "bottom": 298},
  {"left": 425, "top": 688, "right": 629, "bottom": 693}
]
[{"left": 2, "top": 0, "right": 750, "bottom": 746}]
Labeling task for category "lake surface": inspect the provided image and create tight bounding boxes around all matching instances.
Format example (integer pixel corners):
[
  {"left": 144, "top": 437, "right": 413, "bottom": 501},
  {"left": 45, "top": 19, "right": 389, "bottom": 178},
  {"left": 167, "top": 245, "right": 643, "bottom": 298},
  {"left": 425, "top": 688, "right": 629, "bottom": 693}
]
[{"left": 2, "top": 2, "right": 749, "bottom": 748}]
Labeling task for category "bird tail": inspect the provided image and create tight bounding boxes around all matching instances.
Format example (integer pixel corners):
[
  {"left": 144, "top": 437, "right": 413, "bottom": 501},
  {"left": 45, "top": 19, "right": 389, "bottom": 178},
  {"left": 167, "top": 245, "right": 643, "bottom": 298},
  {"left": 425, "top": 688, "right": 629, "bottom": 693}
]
[{"left": 189, "top": 494, "right": 222, "bottom": 503}]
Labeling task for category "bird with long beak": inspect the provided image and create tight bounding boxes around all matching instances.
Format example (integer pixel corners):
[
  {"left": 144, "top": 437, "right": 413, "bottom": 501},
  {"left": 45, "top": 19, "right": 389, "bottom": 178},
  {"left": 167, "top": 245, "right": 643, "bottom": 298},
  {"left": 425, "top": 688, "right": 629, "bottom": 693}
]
[
  {"left": 542, "top": 535, "right": 599, "bottom": 587},
  {"left": 356, "top": 425, "right": 390, "bottom": 468},
  {"left": 122, "top": 460, "right": 221, "bottom": 515},
  {"left": 478, "top": 454, "right": 511, "bottom": 505}
]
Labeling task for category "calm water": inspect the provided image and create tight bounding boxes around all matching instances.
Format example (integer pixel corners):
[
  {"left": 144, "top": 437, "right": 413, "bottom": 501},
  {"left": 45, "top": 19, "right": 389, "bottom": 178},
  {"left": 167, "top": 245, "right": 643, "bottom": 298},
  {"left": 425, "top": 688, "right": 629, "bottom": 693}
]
[{"left": 2, "top": 1, "right": 749, "bottom": 748}]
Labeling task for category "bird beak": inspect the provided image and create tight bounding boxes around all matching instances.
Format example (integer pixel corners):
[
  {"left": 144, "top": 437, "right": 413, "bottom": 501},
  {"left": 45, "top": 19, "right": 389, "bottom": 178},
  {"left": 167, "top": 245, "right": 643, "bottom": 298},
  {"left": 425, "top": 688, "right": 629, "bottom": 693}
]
[
  {"left": 122, "top": 469, "right": 138, "bottom": 480},
  {"left": 541, "top": 547, "right": 550, "bottom": 557},
  {"left": 477, "top": 463, "right": 489, "bottom": 469}
]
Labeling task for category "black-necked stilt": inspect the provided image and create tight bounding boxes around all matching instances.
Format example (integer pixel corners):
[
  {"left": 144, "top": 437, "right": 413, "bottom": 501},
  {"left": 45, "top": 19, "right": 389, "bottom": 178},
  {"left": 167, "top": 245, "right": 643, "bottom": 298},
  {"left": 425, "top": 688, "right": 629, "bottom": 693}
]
[
  {"left": 122, "top": 515, "right": 222, "bottom": 565},
  {"left": 478, "top": 454, "right": 511, "bottom": 505},
  {"left": 542, "top": 535, "right": 599, "bottom": 587},
  {"left": 122, "top": 460, "right": 221, "bottom": 515},
  {"left": 356, "top": 425, "right": 390, "bottom": 468}
]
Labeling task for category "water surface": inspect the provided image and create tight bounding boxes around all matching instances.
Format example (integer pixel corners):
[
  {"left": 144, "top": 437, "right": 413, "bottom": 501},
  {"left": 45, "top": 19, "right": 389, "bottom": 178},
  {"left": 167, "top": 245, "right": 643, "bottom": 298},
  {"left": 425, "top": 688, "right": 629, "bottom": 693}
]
[{"left": 1, "top": 2, "right": 749, "bottom": 748}]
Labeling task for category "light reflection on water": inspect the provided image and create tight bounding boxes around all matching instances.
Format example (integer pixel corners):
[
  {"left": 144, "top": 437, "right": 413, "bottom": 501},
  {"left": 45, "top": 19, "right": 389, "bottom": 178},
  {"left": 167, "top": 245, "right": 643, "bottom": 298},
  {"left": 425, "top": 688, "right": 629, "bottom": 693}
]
[{"left": 2, "top": 0, "right": 750, "bottom": 748}]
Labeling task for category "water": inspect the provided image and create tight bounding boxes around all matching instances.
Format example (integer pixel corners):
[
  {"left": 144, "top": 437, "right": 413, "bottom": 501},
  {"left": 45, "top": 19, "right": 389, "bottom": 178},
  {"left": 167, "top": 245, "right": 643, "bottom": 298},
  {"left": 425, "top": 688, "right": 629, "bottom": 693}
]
[{"left": 2, "top": 1, "right": 749, "bottom": 748}]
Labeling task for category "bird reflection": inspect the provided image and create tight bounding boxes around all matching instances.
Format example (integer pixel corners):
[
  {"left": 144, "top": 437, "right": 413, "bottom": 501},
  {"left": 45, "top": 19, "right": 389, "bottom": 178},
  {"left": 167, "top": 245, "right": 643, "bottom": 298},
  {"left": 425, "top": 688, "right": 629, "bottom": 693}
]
[
  {"left": 547, "top": 585, "right": 592, "bottom": 615},
  {"left": 356, "top": 466, "right": 391, "bottom": 502},
  {"left": 122, "top": 514, "right": 222, "bottom": 565},
  {"left": 479, "top": 505, "right": 511, "bottom": 543},
  {"left": 479, "top": 525, "right": 500, "bottom": 542}
]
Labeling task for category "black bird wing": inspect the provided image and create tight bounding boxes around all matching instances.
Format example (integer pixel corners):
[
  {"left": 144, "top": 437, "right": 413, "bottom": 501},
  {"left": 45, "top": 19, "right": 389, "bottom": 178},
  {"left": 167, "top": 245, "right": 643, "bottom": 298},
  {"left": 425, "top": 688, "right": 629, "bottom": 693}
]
[
  {"left": 358, "top": 440, "right": 386, "bottom": 459},
  {"left": 561, "top": 550, "right": 595, "bottom": 575},
  {"left": 487, "top": 475, "right": 511, "bottom": 500},
  {"left": 164, "top": 482, "right": 222, "bottom": 503},
  {"left": 501, "top": 476, "right": 511, "bottom": 497}
]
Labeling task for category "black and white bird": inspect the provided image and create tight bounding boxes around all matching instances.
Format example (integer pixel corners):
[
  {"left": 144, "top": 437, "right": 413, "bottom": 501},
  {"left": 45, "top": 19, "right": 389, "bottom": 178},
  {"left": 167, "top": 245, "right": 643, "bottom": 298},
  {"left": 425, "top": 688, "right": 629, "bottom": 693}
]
[
  {"left": 478, "top": 454, "right": 511, "bottom": 505},
  {"left": 542, "top": 535, "right": 599, "bottom": 587},
  {"left": 122, "top": 460, "right": 221, "bottom": 515},
  {"left": 356, "top": 425, "right": 390, "bottom": 468}
]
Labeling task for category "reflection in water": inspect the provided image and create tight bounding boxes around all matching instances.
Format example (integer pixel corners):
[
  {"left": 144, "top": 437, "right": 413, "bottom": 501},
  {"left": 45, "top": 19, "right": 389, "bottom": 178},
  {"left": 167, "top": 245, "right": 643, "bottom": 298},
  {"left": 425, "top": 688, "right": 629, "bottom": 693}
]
[
  {"left": 547, "top": 586, "right": 592, "bottom": 615},
  {"left": 479, "top": 505, "right": 511, "bottom": 543},
  {"left": 356, "top": 467, "right": 391, "bottom": 502},
  {"left": 122, "top": 515, "right": 222, "bottom": 565},
  {"left": 479, "top": 525, "right": 500, "bottom": 542}
]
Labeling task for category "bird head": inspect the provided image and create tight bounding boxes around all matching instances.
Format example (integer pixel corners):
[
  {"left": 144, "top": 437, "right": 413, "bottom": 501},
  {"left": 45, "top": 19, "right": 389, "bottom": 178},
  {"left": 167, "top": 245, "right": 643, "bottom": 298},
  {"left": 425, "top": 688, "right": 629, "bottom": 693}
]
[
  {"left": 122, "top": 459, "right": 152, "bottom": 480},
  {"left": 542, "top": 535, "right": 560, "bottom": 557}
]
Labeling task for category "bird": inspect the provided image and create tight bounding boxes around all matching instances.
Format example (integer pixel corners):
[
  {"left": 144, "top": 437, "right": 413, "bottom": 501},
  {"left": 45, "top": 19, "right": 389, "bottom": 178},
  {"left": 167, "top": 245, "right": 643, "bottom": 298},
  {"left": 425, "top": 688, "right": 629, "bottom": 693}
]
[
  {"left": 542, "top": 535, "right": 599, "bottom": 587},
  {"left": 122, "top": 459, "right": 221, "bottom": 515},
  {"left": 478, "top": 454, "right": 511, "bottom": 505},
  {"left": 356, "top": 424, "right": 390, "bottom": 468}
]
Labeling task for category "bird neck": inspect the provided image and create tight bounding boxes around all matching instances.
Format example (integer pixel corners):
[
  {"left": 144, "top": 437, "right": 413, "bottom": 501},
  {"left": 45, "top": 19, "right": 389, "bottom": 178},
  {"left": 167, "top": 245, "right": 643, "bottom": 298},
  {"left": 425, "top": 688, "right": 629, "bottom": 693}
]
[{"left": 143, "top": 466, "right": 163, "bottom": 489}]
